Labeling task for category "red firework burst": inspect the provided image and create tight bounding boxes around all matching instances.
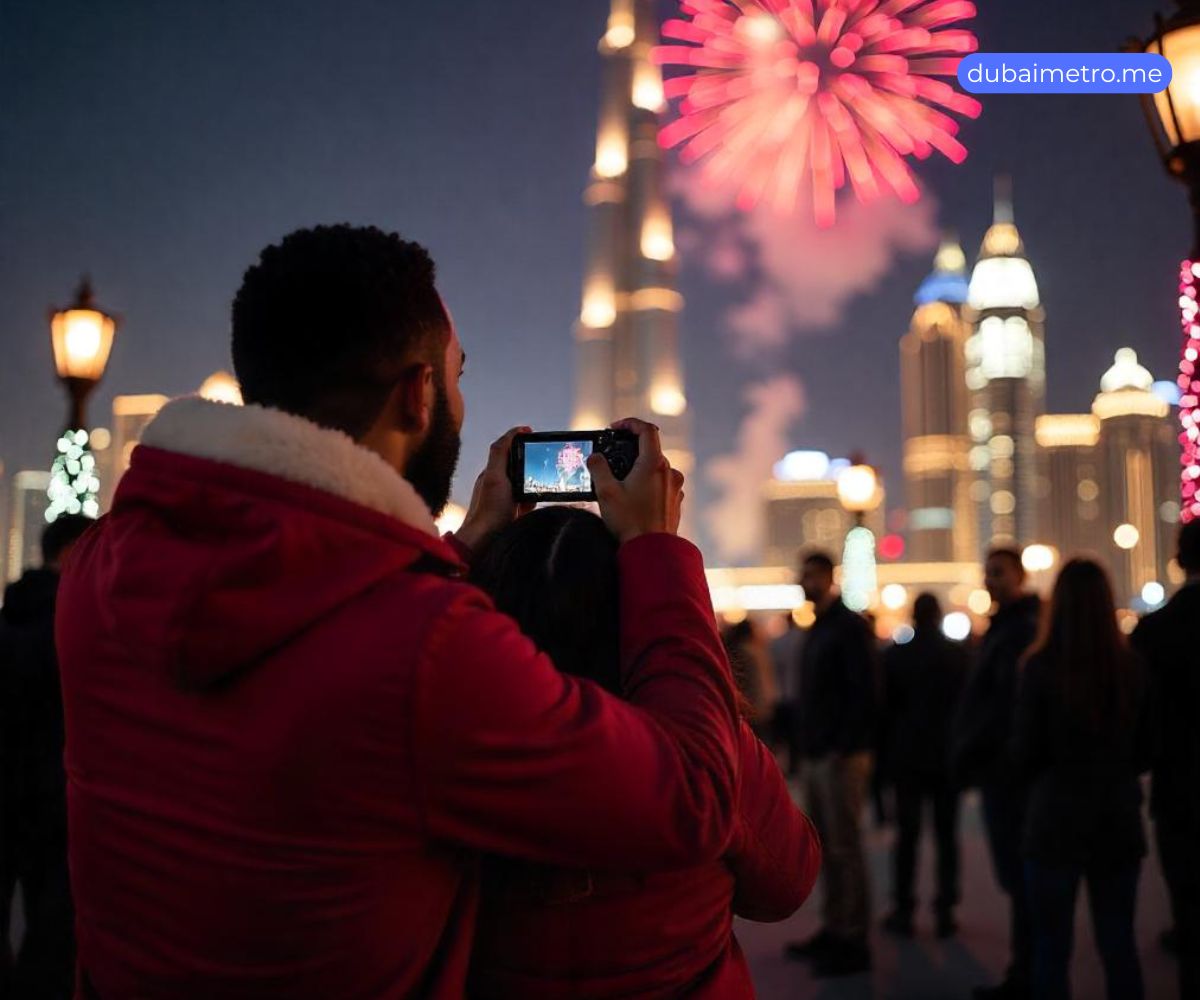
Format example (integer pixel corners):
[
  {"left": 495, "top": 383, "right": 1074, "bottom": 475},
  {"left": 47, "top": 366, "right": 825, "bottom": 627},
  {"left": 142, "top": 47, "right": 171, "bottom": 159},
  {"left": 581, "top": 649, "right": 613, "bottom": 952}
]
[{"left": 654, "top": 0, "right": 982, "bottom": 226}]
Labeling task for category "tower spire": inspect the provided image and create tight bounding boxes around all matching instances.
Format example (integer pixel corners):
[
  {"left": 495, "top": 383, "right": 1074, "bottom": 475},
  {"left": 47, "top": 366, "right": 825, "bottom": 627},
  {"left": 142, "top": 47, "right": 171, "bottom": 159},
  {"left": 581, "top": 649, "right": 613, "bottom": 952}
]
[{"left": 993, "top": 174, "right": 1014, "bottom": 225}]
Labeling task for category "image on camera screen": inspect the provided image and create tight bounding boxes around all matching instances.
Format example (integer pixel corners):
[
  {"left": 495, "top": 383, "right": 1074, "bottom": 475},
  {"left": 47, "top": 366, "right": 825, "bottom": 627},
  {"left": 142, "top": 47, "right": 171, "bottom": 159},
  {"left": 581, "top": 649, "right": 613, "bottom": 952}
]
[{"left": 523, "top": 440, "right": 593, "bottom": 496}]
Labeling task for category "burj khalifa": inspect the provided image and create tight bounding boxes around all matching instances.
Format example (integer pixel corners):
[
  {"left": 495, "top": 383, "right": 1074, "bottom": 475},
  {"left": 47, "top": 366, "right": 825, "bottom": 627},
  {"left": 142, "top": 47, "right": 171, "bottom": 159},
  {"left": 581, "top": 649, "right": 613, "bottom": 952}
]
[{"left": 571, "top": 0, "right": 692, "bottom": 478}]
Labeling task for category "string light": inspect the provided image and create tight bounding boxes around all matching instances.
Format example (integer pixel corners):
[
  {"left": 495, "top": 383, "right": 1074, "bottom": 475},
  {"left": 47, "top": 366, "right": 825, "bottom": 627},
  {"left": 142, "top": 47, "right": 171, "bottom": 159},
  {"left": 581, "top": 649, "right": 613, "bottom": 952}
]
[
  {"left": 1179, "top": 260, "right": 1200, "bottom": 522},
  {"left": 47, "top": 429, "right": 100, "bottom": 522}
]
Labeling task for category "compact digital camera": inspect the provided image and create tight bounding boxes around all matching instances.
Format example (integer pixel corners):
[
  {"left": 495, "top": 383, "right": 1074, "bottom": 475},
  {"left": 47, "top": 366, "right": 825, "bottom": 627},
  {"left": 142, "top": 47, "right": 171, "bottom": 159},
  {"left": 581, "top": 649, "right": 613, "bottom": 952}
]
[{"left": 508, "top": 430, "right": 638, "bottom": 503}]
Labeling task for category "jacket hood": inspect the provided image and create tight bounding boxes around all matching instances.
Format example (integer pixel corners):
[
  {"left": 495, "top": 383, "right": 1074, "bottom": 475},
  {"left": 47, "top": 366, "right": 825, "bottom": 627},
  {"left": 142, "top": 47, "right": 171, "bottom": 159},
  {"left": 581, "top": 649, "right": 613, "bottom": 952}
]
[
  {"left": 2, "top": 568, "right": 59, "bottom": 627},
  {"left": 91, "top": 396, "right": 464, "bottom": 688}
]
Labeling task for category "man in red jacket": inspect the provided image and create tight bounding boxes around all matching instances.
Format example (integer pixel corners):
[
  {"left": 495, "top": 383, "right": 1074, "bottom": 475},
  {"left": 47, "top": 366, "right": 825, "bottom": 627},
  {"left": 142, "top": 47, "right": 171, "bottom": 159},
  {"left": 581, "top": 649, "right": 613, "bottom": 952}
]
[{"left": 56, "top": 225, "right": 740, "bottom": 999}]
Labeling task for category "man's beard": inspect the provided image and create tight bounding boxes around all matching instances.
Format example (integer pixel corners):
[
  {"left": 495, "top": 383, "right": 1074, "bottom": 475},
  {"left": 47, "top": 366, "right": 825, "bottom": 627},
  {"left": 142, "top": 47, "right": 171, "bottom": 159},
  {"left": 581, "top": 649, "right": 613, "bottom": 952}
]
[{"left": 406, "top": 382, "right": 460, "bottom": 518}]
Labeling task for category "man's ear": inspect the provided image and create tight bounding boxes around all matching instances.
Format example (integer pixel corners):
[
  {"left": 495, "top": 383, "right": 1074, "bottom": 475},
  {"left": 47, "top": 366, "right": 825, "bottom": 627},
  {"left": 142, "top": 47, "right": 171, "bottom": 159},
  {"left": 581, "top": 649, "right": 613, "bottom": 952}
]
[{"left": 391, "top": 362, "right": 435, "bottom": 434}]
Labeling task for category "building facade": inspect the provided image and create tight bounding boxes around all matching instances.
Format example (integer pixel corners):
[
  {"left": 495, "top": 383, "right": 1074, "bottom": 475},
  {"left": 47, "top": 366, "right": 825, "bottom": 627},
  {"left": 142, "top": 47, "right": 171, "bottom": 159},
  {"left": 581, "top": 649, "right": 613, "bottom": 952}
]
[
  {"left": 901, "top": 236, "right": 976, "bottom": 563},
  {"left": 964, "top": 182, "right": 1046, "bottom": 549},
  {"left": 1091, "top": 350, "right": 1179, "bottom": 604},
  {"left": 762, "top": 476, "right": 886, "bottom": 570},
  {"left": 572, "top": 0, "right": 691, "bottom": 477},
  {"left": 103, "top": 394, "right": 169, "bottom": 510},
  {"left": 1035, "top": 413, "right": 1105, "bottom": 559},
  {"left": 6, "top": 470, "right": 52, "bottom": 582}
]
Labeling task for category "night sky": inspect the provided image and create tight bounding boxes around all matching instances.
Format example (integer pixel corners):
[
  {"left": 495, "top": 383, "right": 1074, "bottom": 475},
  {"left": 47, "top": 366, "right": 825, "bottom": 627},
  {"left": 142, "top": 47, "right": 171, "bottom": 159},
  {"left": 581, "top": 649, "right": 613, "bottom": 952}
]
[{"left": 0, "top": 0, "right": 1186, "bottom": 561}]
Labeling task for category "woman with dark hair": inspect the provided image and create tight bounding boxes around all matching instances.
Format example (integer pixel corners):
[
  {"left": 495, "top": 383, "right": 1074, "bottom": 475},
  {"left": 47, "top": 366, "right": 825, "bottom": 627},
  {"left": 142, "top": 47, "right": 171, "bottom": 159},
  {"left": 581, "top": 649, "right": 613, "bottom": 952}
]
[
  {"left": 1011, "top": 558, "right": 1155, "bottom": 1000},
  {"left": 469, "top": 506, "right": 821, "bottom": 998}
]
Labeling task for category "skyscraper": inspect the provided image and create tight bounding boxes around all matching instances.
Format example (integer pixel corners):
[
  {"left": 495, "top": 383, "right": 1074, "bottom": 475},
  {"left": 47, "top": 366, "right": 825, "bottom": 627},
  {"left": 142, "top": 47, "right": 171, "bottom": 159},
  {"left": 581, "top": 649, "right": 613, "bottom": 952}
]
[
  {"left": 964, "top": 179, "right": 1046, "bottom": 549},
  {"left": 900, "top": 236, "right": 975, "bottom": 563},
  {"left": 1091, "top": 349, "right": 1179, "bottom": 603},
  {"left": 103, "top": 394, "right": 169, "bottom": 509},
  {"left": 572, "top": 0, "right": 691, "bottom": 476},
  {"left": 6, "top": 470, "right": 51, "bottom": 582},
  {"left": 1035, "top": 413, "right": 1104, "bottom": 559}
]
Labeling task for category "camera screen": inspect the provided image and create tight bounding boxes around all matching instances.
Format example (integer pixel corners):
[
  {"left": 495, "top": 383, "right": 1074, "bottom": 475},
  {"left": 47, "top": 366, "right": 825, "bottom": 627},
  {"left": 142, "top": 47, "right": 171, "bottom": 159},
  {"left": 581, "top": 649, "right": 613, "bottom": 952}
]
[{"left": 522, "top": 439, "right": 594, "bottom": 497}]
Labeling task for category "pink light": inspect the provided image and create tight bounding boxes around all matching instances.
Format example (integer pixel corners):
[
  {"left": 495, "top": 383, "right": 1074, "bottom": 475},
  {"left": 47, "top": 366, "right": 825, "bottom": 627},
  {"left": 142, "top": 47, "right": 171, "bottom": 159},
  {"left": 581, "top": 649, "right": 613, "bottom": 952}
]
[
  {"left": 1180, "top": 259, "right": 1200, "bottom": 524},
  {"left": 655, "top": 0, "right": 981, "bottom": 226}
]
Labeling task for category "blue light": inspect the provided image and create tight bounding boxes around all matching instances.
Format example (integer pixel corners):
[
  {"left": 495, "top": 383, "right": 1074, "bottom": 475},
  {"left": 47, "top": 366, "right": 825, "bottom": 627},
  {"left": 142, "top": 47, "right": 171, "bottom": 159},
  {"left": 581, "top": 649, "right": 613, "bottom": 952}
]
[
  {"left": 1153, "top": 380, "right": 1182, "bottom": 407},
  {"left": 914, "top": 272, "right": 970, "bottom": 306}
]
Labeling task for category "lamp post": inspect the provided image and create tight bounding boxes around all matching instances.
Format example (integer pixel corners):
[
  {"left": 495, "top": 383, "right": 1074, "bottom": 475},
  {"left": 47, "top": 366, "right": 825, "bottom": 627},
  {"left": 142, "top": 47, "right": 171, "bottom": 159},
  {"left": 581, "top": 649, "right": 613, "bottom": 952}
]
[
  {"left": 47, "top": 278, "right": 118, "bottom": 522},
  {"left": 836, "top": 455, "right": 882, "bottom": 613},
  {"left": 1133, "top": 0, "right": 1200, "bottom": 522}
]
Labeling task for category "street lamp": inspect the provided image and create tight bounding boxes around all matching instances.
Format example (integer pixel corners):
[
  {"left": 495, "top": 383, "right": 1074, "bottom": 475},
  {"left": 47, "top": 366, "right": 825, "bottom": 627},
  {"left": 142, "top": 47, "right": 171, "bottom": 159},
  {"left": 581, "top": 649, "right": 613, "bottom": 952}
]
[
  {"left": 47, "top": 277, "right": 118, "bottom": 522},
  {"left": 1134, "top": 0, "right": 1200, "bottom": 521},
  {"left": 837, "top": 455, "right": 882, "bottom": 613}
]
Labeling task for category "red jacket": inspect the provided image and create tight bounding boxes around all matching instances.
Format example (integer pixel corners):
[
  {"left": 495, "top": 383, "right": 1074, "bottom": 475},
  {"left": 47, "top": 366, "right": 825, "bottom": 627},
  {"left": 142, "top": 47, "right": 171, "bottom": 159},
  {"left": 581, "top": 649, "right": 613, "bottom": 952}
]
[
  {"left": 471, "top": 722, "right": 820, "bottom": 998},
  {"left": 56, "top": 398, "right": 739, "bottom": 999}
]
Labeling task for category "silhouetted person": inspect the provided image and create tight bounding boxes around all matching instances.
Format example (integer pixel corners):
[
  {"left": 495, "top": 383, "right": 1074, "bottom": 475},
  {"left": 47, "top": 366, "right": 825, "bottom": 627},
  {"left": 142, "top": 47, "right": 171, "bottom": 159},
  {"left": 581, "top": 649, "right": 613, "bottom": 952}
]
[
  {"left": 0, "top": 514, "right": 93, "bottom": 999},
  {"left": 954, "top": 547, "right": 1040, "bottom": 1000},
  {"left": 468, "top": 506, "right": 820, "bottom": 997},
  {"left": 1132, "top": 520, "right": 1200, "bottom": 1000},
  {"left": 1012, "top": 558, "right": 1153, "bottom": 1000},
  {"left": 881, "top": 593, "right": 968, "bottom": 939},
  {"left": 769, "top": 612, "right": 806, "bottom": 774},
  {"left": 722, "top": 619, "right": 777, "bottom": 738},
  {"left": 784, "top": 550, "right": 878, "bottom": 977}
]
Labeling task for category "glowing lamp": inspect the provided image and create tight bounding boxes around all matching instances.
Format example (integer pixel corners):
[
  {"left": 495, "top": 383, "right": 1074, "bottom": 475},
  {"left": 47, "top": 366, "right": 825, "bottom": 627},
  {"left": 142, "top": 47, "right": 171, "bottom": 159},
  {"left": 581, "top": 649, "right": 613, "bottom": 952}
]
[
  {"left": 1113, "top": 523, "right": 1141, "bottom": 550},
  {"left": 880, "top": 584, "right": 908, "bottom": 611},
  {"left": 836, "top": 460, "right": 880, "bottom": 514},
  {"left": 50, "top": 278, "right": 117, "bottom": 389},
  {"left": 968, "top": 588, "right": 993, "bottom": 616},
  {"left": 1142, "top": 581, "right": 1167, "bottom": 606},
  {"left": 1133, "top": 1, "right": 1200, "bottom": 521},
  {"left": 942, "top": 612, "right": 972, "bottom": 642},
  {"left": 1021, "top": 544, "right": 1057, "bottom": 574},
  {"left": 878, "top": 534, "right": 905, "bottom": 561},
  {"left": 435, "top": 502, "right": 467, "bottom": 536},
  {"left": 650, "top": 385, "right": 687, "bottom": 417},
  {"left": 199, "top": 371, "right": 243, "bottom": 406}
]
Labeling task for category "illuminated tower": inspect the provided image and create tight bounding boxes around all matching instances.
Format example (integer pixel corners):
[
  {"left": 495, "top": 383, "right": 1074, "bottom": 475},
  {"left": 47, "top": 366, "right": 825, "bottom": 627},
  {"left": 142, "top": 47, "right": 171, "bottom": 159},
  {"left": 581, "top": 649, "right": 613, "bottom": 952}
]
[
  {"left": 901, "top": 236, "right": 975, "bottom": 563},
  {"left": 1092, "top": 349, "right": 1179, "bottom": 604},
  {"left": 572, "top": 0, "right": 691, "bottom": 476},
  {"left": 965, "top": 180, "right": 1046, "bottom": 548}
]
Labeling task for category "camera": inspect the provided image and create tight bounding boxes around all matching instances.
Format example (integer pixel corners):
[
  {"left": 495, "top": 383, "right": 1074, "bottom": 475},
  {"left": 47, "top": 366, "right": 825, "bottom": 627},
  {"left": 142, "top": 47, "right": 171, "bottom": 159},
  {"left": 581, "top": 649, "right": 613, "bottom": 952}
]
[{"left": 508, "top": 430, "right": 639, "bottom": 503}]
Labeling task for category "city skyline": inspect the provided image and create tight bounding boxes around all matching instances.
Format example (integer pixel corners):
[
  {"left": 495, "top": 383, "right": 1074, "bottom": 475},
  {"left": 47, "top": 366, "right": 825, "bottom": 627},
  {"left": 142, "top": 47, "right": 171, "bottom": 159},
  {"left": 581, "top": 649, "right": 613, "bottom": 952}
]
[{"left": 0, "top": 0, "right": 1186, "bottom": 562}]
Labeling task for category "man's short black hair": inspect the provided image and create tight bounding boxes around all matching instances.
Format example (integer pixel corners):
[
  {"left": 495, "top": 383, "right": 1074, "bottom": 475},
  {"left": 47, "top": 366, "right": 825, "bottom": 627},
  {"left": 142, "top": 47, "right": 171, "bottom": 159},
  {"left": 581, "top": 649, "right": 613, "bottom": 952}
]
[
  {"left": 41, "top": 514, "right": 93, "bottom": 566},
  {"left": 1179, "top": 520, "right": 1200, "bottom": 574},
  {"left": 801, "top": 550, "right": 835, "bottom": 576},
  {"left": 986, "top": 546, "right": 1026, "bottom": 577},
  {"left": 231, "top": 225, "right": 451, "bottom": 438}
]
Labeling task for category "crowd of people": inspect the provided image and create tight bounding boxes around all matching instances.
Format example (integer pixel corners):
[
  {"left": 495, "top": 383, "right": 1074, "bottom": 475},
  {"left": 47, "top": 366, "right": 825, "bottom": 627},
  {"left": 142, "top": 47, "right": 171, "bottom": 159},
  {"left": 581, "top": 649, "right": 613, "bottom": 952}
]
[
  {"left": 0, "top": 224, "right": 1196, "bottom": 1000},
  {"left": 722, "top": 526, "right": 1199, "bottom": 999}
]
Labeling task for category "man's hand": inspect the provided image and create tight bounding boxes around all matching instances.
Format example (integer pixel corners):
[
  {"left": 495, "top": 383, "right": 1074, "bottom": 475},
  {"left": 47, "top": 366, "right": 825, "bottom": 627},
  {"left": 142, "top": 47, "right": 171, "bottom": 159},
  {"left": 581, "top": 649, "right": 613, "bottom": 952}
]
[
  {"left": 454, "top": 426, "right": 534, "bottom": 553},
  {"left": 589, "top": 418, "right": 685, "bottom": 545}
]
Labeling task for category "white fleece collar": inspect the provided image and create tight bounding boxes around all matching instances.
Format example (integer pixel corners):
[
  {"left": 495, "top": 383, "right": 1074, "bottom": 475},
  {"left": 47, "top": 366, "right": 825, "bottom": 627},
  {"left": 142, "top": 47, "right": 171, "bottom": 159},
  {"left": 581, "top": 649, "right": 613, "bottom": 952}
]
[{"left": 139, "top": 396, "right": 440, "bottom": 537}]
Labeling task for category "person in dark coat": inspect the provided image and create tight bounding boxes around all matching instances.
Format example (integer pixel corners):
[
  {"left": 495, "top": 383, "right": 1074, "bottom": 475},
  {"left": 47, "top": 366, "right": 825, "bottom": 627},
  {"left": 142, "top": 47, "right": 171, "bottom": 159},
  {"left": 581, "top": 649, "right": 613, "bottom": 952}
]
[
  {"left": 0, "top": 513, "right": 94, "bottom": 999},
  {"left": 1011, "top": 558, "right": 1154, "bottom": 1000},
  {"left": 784, "top": 550, "right": 878, "bottom": 978},
  {"left": 880, "top": 593, "right": 968, "bottom": 939},
  {"left": 953, "top": 547, "right": 1041, "bottom": 1000},
  {"left": 1131, "top": 520, "right": 1200, "bottom": 1000}
]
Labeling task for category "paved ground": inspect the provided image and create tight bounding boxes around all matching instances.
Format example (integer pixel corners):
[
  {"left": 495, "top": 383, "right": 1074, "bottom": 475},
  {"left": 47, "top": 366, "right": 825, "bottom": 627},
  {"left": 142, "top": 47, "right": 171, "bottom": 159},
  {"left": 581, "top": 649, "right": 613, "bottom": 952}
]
[
  {"left": 9, "top": 792, "right": 1177, "bottom": 998},
  {"left": 738, "top": 789, "right": 1179, "bottom": 999}
]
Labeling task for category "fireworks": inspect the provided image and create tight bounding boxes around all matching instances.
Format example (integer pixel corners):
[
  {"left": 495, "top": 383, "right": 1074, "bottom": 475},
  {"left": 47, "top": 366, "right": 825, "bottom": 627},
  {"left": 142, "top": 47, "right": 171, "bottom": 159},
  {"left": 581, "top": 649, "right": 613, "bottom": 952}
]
[{"left": 654, "top": 0, "right": 982, "bottom": 226}]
